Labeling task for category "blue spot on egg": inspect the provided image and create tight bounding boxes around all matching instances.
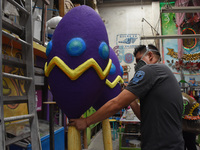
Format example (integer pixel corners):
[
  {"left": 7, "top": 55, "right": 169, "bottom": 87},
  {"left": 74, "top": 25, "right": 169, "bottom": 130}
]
[
  {"left": 46, "top": 40, "right": 52, "bottom": 57},
  {"left": 120, "top": 65, "right": 124, "bottom": 76},
  {"left": 109, "top": 63, "right": 116, "bottom": 75},
  {"left": 99, "top": 42, "right": 109, "bottom": 59},
  {"left": 66, "top": 38, "right": 86, "bottom": 56}
]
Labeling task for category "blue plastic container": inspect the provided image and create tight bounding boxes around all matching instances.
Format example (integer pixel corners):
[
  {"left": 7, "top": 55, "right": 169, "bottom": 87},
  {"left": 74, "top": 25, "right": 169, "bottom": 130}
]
[{"left": 10, "top": 127, "right": 65, "bottom": 150}]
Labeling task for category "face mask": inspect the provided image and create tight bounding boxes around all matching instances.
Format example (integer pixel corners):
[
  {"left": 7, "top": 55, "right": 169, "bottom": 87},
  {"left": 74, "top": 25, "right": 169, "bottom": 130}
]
[
  {"left": 134, "top": 47, "right": 149, "bottom": 72},
  {"left": 134, "top": 59, "right": 146, "bottom": 72},
  {"left": 134, "top": 45, "right": 161, "bottom": 72}
]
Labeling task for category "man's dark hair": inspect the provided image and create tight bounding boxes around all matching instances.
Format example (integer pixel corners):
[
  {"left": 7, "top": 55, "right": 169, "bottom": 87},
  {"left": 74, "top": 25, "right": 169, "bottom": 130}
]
[{"left": 133, "top": 44, "right": 160, "bottom": 58}]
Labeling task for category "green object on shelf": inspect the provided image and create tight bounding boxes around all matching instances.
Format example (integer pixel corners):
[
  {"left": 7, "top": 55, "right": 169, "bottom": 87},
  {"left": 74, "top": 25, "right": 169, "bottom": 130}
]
[{"left": 179, "top": 80, "right": 187, "bottom": 83}]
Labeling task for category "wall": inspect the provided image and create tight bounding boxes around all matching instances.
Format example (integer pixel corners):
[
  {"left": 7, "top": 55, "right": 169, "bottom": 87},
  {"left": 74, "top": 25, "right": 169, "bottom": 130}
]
[{"left": 98, "top": 2, "right": 161, "bottom": 80}]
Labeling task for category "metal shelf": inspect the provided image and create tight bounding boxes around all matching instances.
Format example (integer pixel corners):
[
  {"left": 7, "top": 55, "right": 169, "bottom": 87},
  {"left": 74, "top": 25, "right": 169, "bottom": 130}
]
[
  {"left": 2, "top": 16, "right": 23, "bottom": 37},
  {"left": 4, "top": 114, "right": 34, "bottom": 122},
  {"left": 3, "top": 96, "right": 28, "bottom": 104},
  {"left": 3, "top": 72, "right": 32, "bottom": 81},
  {"left": 7, "top": 0, "right": 30, "bottom": 16},
  {"left": 2, "top": 30, "right": 30, "bottom": 46},
  {"left": 5, "top": 132, "right": 31, "bottom": 146},
  {"left": 2, "top": 54, "right": 26, "bottom": 69}
]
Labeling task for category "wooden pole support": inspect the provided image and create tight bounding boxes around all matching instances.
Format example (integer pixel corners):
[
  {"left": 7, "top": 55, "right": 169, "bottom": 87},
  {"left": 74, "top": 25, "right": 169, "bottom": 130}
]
[
  {"left": 83, "top": 128, "right": 88, "bottom": 149},
  {"left": 43, "top": 101, "right": 56, "bottom": 150},
  {"left": 59, "top": 0, "right": 65, "bottom": 17},
  {"left": 68, "top": 126, "right": 81, "bottom": 150},
  {"left": 102, "top": 118, "right": 113, "bottom": 150}
]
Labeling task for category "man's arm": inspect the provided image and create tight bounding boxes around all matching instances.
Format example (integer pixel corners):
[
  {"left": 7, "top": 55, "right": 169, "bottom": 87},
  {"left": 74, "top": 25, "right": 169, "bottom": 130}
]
[
  {"left": 69, "top": 89, "right": 137, "bottom": 130},
  {"left": 130, "top": 100, "right": 141, "bottom": 120}
]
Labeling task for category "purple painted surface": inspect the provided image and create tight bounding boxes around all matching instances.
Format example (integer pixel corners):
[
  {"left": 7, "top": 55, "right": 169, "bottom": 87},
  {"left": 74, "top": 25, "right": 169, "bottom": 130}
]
[
  {"left": 93, "top": 47, "right": 122, "bottom": 110},
  {"left": 46, "top": 5, "right": 109, "bottom": 119}
]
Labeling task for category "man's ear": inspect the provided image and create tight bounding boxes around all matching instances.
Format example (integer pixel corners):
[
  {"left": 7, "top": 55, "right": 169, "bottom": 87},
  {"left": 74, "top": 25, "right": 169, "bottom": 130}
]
[{"left": 148, "top": 51, "right": 154, "bottom": 61}]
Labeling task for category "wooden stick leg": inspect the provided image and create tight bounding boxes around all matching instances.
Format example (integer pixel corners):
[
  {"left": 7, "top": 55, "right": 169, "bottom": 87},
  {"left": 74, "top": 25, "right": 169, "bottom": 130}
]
[
  {"left": 68, "top": 126, "right": 81, "bottom": 150},
  {"left": 83, "top": 128, "right": 88, "bottom": 149},
  {"left": 102, "top": 118, "right": 113, "bottom": 150}
]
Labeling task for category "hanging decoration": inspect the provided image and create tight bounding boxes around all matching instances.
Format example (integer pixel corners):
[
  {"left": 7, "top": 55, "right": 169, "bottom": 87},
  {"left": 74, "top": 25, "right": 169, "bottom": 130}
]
[
  {"left": 162, "top": 1, "right": 200, "bottom": 76},
  {"left": 175, "top": 0, "right": 190, "bottom": 58},
  {"left": 166, "top": 48, "right": 200, "bottom": 61},
  {"left": 175, "top": 0, "right": 200, "bottom": 58},
  {"left": 167, "top": 59, "right": 200, "bottom": 73},
  {"left": 181, "top": 28, "right": 197, "bottom": 50}
]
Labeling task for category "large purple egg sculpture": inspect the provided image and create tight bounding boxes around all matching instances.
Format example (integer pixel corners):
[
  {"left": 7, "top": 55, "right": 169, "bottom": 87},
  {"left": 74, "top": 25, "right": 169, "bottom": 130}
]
[
  {"left": 93, "top": 47, "right": 124, "bottom": 110},
  {"left": 44, "top": 5, "right": 112, "bottom": 119}
]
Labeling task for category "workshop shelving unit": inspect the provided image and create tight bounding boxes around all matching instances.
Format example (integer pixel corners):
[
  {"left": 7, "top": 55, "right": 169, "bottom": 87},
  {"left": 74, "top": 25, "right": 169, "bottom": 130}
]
[
  {"left": 119, "top": 109, "right": 141, "bottom": 150},
  {"left": 0, "top": 0, "right": 41, "bottom": 149}
]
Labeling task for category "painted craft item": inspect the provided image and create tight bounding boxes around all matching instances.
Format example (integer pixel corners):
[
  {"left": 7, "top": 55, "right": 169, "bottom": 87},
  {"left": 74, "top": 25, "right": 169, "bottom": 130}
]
[
  {"left": 182, "top": 93, "right": 200, "bottom": 134},
  {"left": 44, "top": 5, "right": 112, "bottom": 119},
  {"left": 93, "top": 47, "right": 124, "bottom": 110}
]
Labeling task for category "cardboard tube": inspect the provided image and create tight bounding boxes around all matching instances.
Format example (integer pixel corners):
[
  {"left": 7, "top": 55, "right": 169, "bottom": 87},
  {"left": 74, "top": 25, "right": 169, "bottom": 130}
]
[
  {"left": 102, "top": 119, "right": 113, "bottom": 150},
  {"left": 68, "top": 126, "right": 81, "bottom": 150}
]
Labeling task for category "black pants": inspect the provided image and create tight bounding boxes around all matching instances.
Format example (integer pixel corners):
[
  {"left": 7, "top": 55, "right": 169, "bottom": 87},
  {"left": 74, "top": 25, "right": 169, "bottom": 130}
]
[{"left": 183, "top": 131, "right": 197, "bottom": 150}]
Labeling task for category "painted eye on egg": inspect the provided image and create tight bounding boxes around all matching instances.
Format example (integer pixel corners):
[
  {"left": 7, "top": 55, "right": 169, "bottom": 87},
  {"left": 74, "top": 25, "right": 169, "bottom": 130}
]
[
  {"left": 46, "top": 40, "right": 52, "bottom": 57},
  {"left": 66, "top": 37, "right": 86, "bottom": 56},
  {"left": 99, "top": 42, "right": 109, "bottom": 60},
  {"left": 109, "top": 63, "right": 116, "bottom": 75},
  {"left": 120, "top": 65, "right": 124, "bottom": 76}
]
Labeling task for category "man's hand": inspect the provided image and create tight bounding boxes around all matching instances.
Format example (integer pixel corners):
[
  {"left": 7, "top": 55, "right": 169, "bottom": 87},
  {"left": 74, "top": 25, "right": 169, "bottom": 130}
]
[
  {"left": 68, "top": 118, "right": 88, "bottom": 131},
  {"left": 121, "top": 83, "right": 128, "bottom": 91}
]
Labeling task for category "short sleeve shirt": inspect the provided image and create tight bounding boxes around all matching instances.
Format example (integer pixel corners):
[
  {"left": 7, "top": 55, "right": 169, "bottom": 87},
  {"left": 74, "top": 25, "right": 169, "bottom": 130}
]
[{"left": 126, "top": 64, "right": 184, "bottom": 150}]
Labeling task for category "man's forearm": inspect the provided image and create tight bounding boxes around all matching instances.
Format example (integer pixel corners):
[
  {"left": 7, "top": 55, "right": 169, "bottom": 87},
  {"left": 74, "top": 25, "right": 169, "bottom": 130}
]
[
  {"left": 86, "top": 89, "right": 137, "bottom": 126},
  {"left": 86, "top": 97, "right": 120, "bottom": 126},
  {"left": 130, "top": 100, "right": 141, "bottom": 120}
]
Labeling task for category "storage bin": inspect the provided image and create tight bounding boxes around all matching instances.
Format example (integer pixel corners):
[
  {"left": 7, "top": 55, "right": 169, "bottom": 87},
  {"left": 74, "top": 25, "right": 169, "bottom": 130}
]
[{"left": 9, "top": 120, "right": 65, "bottom": 150}]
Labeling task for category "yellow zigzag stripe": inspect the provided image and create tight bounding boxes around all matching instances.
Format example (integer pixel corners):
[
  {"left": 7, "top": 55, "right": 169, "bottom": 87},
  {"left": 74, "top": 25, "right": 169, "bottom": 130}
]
[
  {"left": 189, "top": 103, "right": 199, "bottom": 116},
  {"left": 44, "top": 56, "right": 112, "bottom": 80},
  {"left": 106, "top": 75, "right": 124, "bottom": 89}
]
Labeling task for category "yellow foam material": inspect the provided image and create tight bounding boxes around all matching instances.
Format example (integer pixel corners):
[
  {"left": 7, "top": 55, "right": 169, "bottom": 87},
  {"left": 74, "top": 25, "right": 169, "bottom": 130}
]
[
  {"left": 182, "top": 92, "right": 200, "bottom": 116},
  {"left": 189, "top": 103, "right": 199, "bottom": 116},
  {"left": 44, "top": 56, "right": 112, "bottom": 80},
  {"left": 33, "top": 42, "right": 46, "bottom": 53},
  {"left": 106, "top": 75, "right": 124, "bottom": 89}
]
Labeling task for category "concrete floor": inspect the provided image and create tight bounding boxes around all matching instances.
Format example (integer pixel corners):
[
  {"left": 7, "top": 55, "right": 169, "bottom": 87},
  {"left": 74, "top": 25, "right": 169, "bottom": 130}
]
[
  {"left": 87, "top": 129, "right": 119, "bottom": 150},
  {"left": 86, "top": 129, "right": 200, "bottom": 150},
  {"left": 86, "top": 130, "right": 200, "bottom": 150}
]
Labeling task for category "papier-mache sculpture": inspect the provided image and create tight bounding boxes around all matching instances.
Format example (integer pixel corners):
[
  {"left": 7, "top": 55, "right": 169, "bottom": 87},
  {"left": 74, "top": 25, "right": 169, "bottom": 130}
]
[
  {"left": 92, "top": 47, "right": 124, "bottom": 149},
  {"left": 45, "top": 5, "right": 111, "bottom": 119},
  {"left": 182, "top": 93, "right": 200, "bottom": 134},
  {"left": 44, "top": 5, "right": 124, "bottom": 150},
  {"left": 93, "top": 47, "right": 124, "bottom": 110}
]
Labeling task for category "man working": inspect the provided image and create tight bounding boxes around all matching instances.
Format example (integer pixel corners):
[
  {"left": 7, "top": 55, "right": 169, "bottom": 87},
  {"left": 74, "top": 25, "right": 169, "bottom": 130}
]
[{"left": 69, "top": 44, "right": 184, "bottom": 150}]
